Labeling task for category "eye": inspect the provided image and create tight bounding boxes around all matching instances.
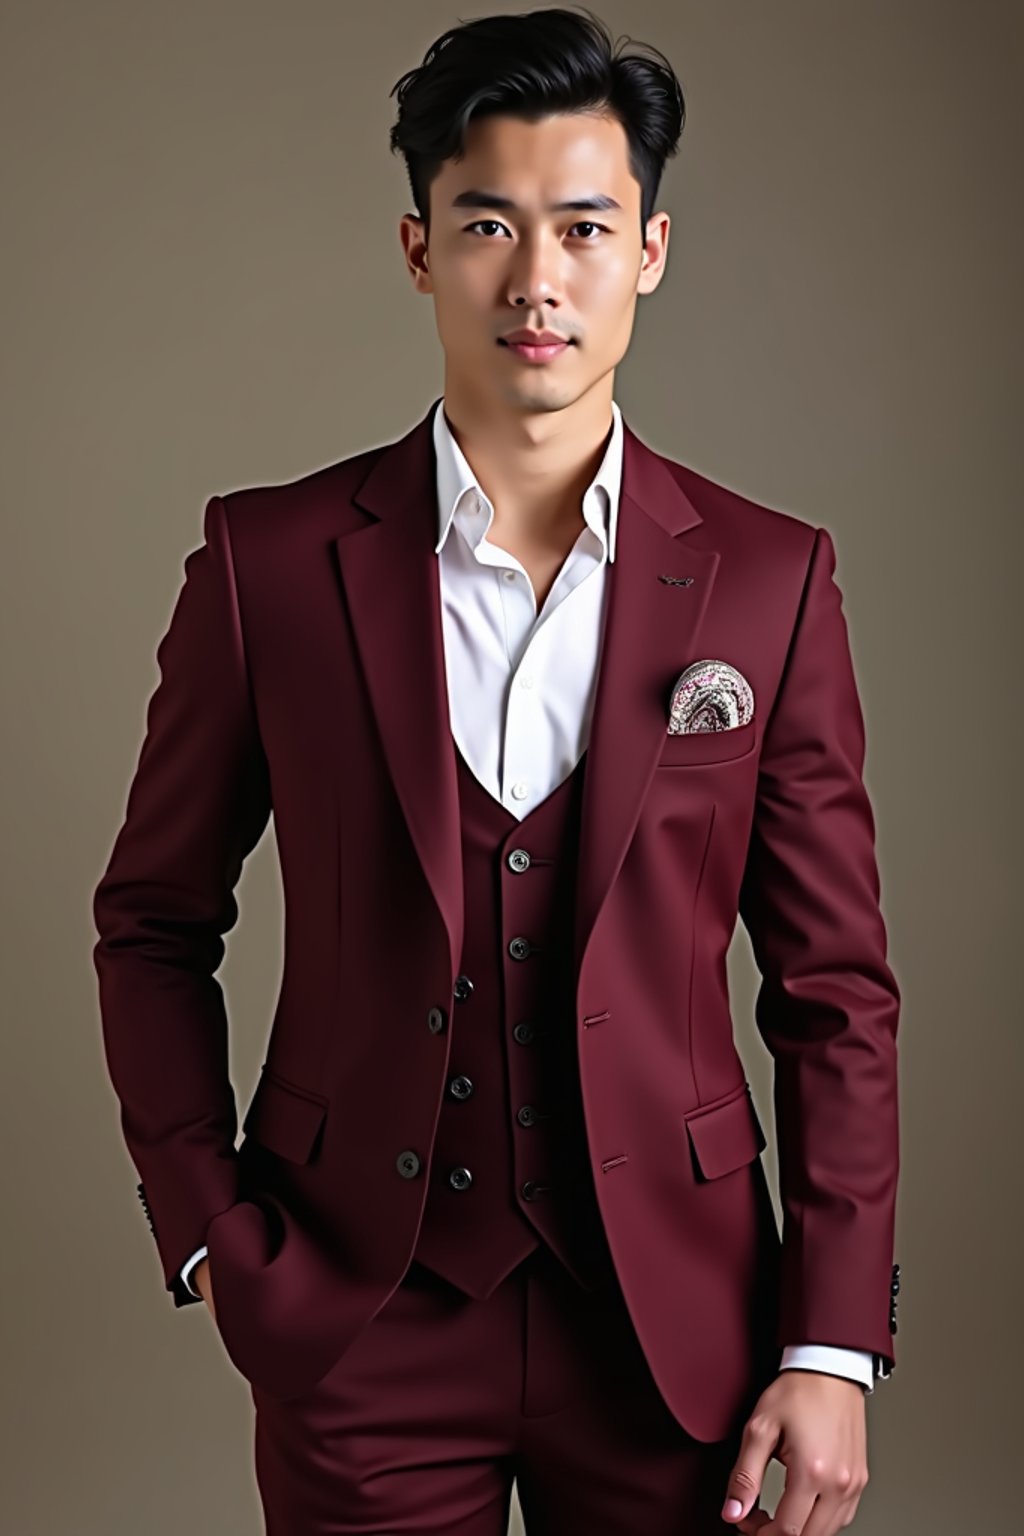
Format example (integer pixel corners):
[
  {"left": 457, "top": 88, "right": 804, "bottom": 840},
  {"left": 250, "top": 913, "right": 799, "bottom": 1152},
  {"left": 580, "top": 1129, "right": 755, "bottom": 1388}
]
[{"left": 464, "top": 220, "right": 608, "bottom": 240}]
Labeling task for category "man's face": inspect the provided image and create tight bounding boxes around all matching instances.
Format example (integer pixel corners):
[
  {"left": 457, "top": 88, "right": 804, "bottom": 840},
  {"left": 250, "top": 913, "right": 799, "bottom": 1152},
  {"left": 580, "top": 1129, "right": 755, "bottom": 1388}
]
[{"left": 399, "top": 110, "right": 669, "bottom": 416}]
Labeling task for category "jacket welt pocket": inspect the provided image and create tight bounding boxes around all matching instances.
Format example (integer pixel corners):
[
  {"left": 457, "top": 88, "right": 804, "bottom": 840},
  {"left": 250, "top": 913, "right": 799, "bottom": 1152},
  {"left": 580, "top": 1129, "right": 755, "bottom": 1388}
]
[{"left": 657, "top": 716, "right": 757, "bottom": 767}]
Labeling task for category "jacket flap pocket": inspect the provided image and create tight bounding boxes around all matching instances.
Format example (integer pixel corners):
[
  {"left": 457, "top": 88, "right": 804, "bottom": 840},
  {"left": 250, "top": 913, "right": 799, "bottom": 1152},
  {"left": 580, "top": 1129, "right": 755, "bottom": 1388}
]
[
  {"left": 242, "top": 1068, "right": 328, "bottom": 1165},
  {"left": 684, "top": 1082, "right": 766, "bottom": 1180}
]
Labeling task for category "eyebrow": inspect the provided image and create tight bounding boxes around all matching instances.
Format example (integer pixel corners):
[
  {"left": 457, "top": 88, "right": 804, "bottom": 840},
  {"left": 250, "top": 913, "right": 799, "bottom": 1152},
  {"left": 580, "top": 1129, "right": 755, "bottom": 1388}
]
[{"left": 450, "top": 190, "right": 623, "bottom": 213}]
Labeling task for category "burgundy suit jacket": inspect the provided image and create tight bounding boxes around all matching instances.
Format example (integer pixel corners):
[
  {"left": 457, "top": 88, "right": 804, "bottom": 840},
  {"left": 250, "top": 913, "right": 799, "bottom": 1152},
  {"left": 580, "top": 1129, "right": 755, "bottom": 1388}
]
[{"left": 92, "top": 397, "right": 900, "bottom": 1443}]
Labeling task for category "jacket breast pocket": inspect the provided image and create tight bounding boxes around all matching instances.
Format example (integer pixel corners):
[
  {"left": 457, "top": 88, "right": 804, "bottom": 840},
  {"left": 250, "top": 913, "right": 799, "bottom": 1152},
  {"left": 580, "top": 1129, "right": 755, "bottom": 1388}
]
[
  {"left": 683, "top": 1081, "right": 767, "bottom": 1181},
  {"left": 657, "top": 716, "right": 757, "bottom": 768},
  {"left": 241, "top": 1066, "right": 329, "bottom": 1165}
]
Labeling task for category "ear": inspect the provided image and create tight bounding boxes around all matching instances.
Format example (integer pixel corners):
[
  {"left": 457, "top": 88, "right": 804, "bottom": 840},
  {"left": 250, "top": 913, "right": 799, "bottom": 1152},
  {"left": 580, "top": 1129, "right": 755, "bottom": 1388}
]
[
  {"left": 399, "top": 213, "right": 432, "bottom": 293},
  {"left": 638, "top": 210, "right": 670, "bottom": 296}
]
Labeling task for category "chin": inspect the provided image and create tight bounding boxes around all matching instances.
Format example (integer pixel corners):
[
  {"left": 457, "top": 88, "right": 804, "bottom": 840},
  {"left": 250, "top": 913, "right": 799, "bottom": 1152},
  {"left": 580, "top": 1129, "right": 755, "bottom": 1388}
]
[{"left": 506, "top": 382, "right": 579, "bottom": 414}]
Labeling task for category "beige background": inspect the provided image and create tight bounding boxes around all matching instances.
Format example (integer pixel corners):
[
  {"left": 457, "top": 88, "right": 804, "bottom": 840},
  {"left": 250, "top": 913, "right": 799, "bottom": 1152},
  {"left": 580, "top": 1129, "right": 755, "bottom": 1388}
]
[{"left": 3, "top": 2, "right": 1020, "bottom": 1531}]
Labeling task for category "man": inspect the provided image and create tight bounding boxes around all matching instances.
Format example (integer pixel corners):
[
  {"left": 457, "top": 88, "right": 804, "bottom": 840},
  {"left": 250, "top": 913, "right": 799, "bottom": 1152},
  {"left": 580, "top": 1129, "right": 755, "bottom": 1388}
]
[{"left": 92, "top": 9, "right": 901, "bottom": 1534}]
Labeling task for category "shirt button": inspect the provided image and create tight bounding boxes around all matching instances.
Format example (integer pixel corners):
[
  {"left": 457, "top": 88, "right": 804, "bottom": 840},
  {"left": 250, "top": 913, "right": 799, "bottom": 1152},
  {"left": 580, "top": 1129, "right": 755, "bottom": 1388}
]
[
  {"left": 511, "top": 782, "right": 528, "bottom": 799},
  {"left": 503, "top": 570, "right": 516, "bottom": 581},
  {"left": 519, "top": 674, "right": 534, "bottom": 688}
]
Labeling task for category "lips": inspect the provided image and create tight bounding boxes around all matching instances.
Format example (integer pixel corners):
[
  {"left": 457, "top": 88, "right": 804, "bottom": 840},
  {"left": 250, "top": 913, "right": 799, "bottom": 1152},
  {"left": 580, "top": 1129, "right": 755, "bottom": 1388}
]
[
  {"left": 498, "top": 333, "right": 573, "bottom": 363},
  {"left": 501, "top": 330, "right": 570, "bottom": 346}
]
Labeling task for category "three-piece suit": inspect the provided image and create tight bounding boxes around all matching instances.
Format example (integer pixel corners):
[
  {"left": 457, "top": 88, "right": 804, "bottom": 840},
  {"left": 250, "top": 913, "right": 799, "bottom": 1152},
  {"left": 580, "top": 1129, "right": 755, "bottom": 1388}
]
[{"left": 93, "top": 396, "right": 900, "bottom": 1533}]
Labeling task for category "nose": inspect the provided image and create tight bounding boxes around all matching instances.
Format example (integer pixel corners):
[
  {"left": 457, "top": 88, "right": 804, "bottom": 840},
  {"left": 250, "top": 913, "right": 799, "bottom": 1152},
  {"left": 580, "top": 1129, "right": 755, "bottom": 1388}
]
[{"left": 506, "top": 230, "right": 564, "bottom": 310}]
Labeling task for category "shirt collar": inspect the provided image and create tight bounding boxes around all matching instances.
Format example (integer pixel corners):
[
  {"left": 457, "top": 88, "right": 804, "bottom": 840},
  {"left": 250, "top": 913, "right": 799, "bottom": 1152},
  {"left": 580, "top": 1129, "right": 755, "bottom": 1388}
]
[{"left": 432, "top": 396, "right": 623, "bottom": 564}]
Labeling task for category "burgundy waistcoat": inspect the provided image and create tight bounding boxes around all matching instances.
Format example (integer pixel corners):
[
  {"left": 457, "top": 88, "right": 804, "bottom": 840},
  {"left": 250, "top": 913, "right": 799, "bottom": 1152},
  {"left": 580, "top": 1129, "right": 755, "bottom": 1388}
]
[{"left": 410, "top": 738, "right": 619, "bottom": 1299}]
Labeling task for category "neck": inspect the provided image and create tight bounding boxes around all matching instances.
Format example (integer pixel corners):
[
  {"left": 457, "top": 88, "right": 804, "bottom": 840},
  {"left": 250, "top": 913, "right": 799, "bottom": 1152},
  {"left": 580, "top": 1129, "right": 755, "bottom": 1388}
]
[{"left": 440, "top": 381, "right": 614, "bottom": 539}]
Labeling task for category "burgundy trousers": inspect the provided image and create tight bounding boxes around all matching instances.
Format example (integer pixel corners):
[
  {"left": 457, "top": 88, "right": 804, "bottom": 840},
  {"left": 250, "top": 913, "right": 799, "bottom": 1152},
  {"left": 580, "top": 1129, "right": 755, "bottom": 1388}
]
[{"left": 249, "top": 1243, "right": 745, "bottom": 1535}]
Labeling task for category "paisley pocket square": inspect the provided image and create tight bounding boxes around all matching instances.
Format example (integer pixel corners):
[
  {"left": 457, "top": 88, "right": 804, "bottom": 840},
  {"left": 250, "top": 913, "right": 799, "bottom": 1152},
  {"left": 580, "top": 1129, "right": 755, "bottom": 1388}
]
[{"left": 668, "top": 659, "right": 754, "bottom": 735}]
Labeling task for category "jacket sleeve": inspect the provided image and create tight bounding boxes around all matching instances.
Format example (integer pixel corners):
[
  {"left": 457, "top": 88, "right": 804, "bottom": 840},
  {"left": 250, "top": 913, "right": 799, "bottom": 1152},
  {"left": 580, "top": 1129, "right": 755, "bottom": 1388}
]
[
  {"left": 92, "top": 494, "right": 272, "bottom": 1307},
  {"left": 738, "top": 524, "right": 901, "bottom": 1373}
]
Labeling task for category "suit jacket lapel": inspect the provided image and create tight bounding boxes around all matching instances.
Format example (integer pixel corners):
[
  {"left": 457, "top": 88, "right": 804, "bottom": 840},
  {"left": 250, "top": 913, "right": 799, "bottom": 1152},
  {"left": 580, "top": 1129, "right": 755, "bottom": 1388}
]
[
  {"left": 333, "top": 400, "right": 465, "bottom": 979},
  {"left": 572, "top": 433, "right": 718, "bottom": 980},
  {"left": 332, "top": 398, "right": 719, "bottom": 992}
]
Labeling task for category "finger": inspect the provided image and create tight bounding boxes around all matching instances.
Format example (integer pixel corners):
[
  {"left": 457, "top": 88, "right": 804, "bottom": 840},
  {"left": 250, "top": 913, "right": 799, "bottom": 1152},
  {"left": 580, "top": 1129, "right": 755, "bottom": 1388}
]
[
  {"left": 721, "top": 1414, "right": 778, "bottom": 1523},
  {"left": 760, "top": 1483, "right": 818, "bottom": 1536},
  {"left": 736, "top": 1503, "right": 772, "bottom": 1535},
  {"left": 801, "top": 1490, "right": 861, "bottom": 1536}
]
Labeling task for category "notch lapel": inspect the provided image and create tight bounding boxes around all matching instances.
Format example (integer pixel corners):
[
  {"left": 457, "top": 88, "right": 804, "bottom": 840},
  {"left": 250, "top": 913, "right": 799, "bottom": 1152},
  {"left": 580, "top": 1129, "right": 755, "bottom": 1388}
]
[
  {"left": 572, "top": 428, "right": 718, "bottom": 981},
  {"left": 333, "top": 402, "right": 465, "bottom": 981}
]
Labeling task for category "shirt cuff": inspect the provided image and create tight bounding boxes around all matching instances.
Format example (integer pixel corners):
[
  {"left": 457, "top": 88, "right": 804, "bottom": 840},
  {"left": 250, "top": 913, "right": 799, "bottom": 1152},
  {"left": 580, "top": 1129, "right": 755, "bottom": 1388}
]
[
  {"left": 179, "top": 1245, "right": 209, "bottom": 1300},
  {"left": 778, "top": 1344, "right": 876, "bottom": 1393}
]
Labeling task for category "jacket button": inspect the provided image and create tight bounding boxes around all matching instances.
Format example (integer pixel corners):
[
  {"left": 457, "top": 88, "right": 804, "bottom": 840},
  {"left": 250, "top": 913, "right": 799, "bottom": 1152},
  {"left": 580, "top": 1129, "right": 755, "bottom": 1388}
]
[
  {"left": 396, "top": 1149, "right": 421, "bottom": 1178},
  {"left": 453, "top": 974, "right": 474, "bottom": 1003},
  {"left": 508, "top": 936, "right": 531, "bottom": 960},
  {"left": 513, "top": 1021, "right": 537, "bottom": 1045},
  {"left": 507, "top": 848, "right": 531, "bottom": 873},
  {"left": 521, "top": 1179, "right": 550, "bottom": 1201},
  {"left": 517, "top": 1104, "right": 538, "bottom": 1127},
  {"left": 449, "top": 1074, "right": 474, "bottom": 1100},
  {"left": 427, "top": 1006, "right": 447, "bottom": 1034},
  {"left": 448, "top": 1166, "right": 473, "bottom": 1191}
]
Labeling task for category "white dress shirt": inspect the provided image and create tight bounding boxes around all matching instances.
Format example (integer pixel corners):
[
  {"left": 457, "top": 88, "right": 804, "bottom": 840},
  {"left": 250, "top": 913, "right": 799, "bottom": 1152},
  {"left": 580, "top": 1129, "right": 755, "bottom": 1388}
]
[{"left": 179, "top": 397, "right": 876, "bottom": 1393}]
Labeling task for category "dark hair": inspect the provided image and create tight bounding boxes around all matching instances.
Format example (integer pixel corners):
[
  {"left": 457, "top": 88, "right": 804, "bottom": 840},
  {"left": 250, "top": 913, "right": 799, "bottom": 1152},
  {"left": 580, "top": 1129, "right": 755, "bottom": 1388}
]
[{"left": 388, "top": 6, "right": 685, "bottom": 240}]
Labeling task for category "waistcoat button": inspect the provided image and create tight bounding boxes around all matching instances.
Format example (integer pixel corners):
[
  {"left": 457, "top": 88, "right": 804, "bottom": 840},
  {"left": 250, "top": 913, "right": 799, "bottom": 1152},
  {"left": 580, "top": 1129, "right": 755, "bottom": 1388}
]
[
  {"left": 508, "top": 936, "right": 531, "bottom": 960},
  {"left": 427, "top": 1006, "right": 447, "bottom": 1034},
  {"left": 517, "top": 1104, "right": 537, "bottom": 1126},
  {"left": 453, "top": 974, "right": 474, "bottom": 1002},
  {"left": 512, "top": 1021, "right": 537, "bottom": 1045},
  {"left": 449, "top": 1166, "right": 473, "bottom": 1191},
  {"left": 396, "top": 1150, "right": 421, "bottom": 1178},
  {"left": 449, "top": 1074, "right": 474, "bottom": 1100},
  {"left": 507, "top": 848, "right": 531, "bottom": 873}
]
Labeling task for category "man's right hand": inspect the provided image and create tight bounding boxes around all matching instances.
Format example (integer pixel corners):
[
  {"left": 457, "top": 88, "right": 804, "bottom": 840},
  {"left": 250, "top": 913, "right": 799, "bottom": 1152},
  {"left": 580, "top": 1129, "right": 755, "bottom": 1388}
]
[{"left": 193, "top": 1257, "right": 216, "bottom": 1321}]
